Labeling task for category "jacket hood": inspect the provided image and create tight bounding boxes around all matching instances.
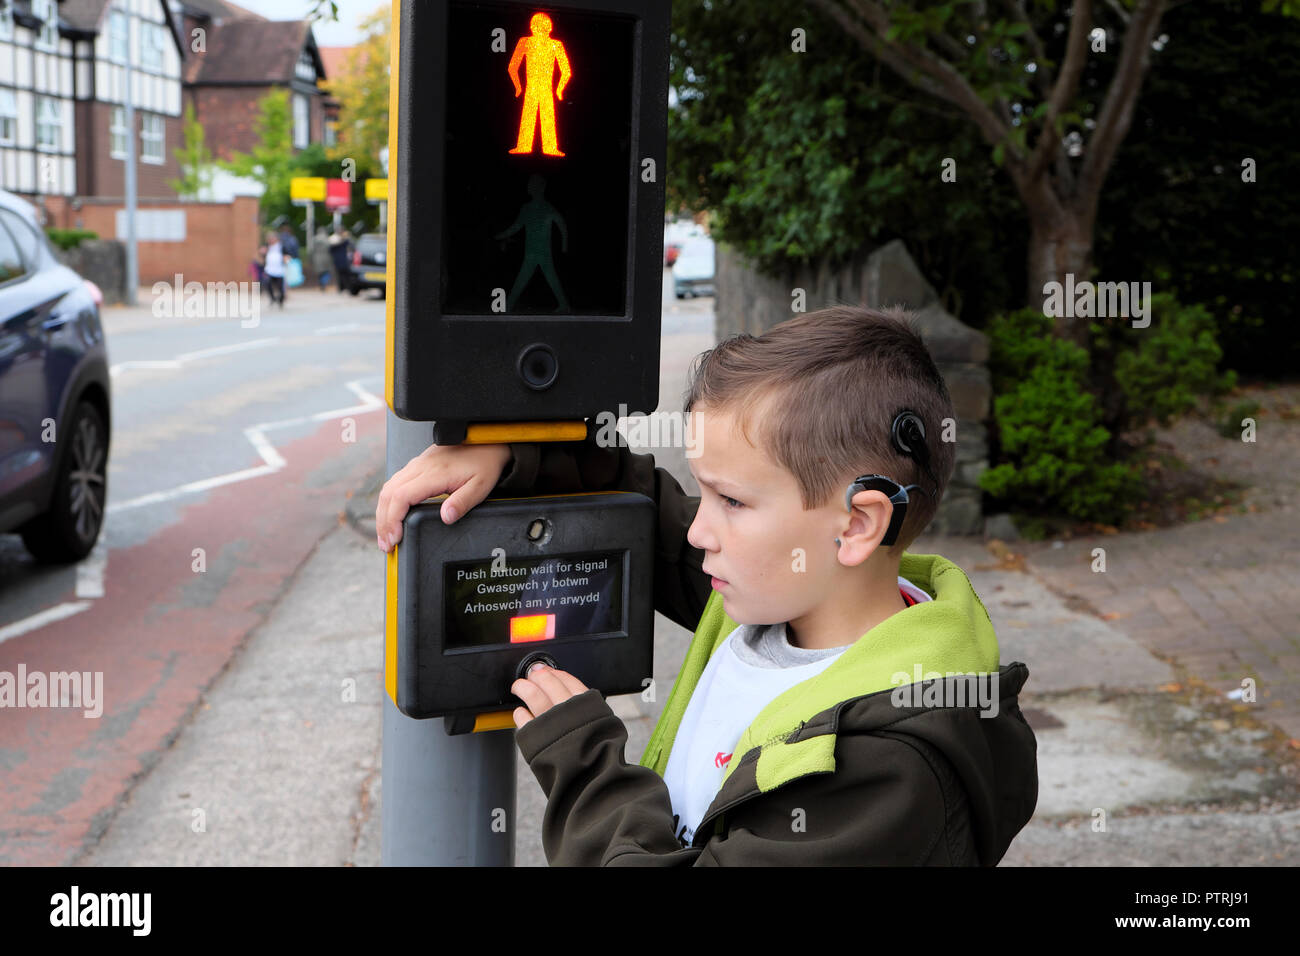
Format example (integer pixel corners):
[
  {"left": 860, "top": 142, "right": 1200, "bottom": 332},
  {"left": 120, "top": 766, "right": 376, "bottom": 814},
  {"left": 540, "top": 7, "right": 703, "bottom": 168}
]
[{"left": 640, "top": 551, "right": 1038, "bottom": 863}]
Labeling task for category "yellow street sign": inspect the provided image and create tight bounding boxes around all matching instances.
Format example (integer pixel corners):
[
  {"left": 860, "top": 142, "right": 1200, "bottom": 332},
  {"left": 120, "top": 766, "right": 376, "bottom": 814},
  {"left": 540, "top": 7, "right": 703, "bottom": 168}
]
[{"left": 290, "top": 177, "right": 327, "bottom": 202}]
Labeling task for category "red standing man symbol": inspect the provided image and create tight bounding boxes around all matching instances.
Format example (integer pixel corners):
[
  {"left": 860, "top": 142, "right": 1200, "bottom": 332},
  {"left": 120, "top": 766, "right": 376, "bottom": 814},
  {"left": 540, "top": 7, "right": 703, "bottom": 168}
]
[{"left": 507, "top": 12, "right": 572, "bottom": 157}]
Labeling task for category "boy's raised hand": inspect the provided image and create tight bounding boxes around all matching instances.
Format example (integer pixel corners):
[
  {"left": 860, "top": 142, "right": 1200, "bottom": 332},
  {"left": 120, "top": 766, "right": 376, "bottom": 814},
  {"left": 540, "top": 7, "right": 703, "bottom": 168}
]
[{"left": 375, "top": 442, "right": 513, "bottom": 552}]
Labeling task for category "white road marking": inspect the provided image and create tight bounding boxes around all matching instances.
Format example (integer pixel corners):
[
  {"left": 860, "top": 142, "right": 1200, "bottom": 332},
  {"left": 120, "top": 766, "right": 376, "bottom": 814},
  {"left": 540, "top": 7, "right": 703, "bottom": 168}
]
[
  {"left": 175, "top": 339, "right": 282, "bottom": 362},
  {"left": 13, "top": 330, "right": 380, "bottom": 642},
  {"left": 110, "top": 337, "right": 280, "bottom": 377},
  {"left": 75, "top": 534, "right": 108, "bottom": 599},
  {"left": 0, "top": 601, "right": 93, "bottom": 646},
  {"left": 107, "top": 378, "right": 383, "bottom": 514},
  {"left": 313, "top": 322, "right": 381, "bottom": 336}
]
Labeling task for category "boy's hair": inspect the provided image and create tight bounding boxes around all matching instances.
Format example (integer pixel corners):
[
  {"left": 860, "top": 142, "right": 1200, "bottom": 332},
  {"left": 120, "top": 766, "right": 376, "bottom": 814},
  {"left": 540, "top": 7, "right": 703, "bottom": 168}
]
[{"left": 683, "top": 305, "right": 956, "bottom": 552}]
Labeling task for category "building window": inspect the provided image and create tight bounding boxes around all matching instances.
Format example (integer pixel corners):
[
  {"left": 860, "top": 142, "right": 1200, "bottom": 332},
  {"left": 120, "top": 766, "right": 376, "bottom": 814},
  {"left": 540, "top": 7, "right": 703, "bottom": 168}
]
[
  {"left": 36, "top": 97, "right": 61, "bottom": 151},
  {"left": 323, "top": 121, "right": 337, "bottom": 147},
  {"left": 0, "top": 2, "right": 14, "bottom": 43},
  {"left": 141, "top": 112, "right": 164, "bottom": 163},
  {"left": 111, "top": 105, "right": 128, "bottom": 158},
  {"left": 142, "top": 22, "right": 165, "bottom": 72},
  {"left": 33, "top": 0, "right": 58, "bottom": 51},
  {"left": 296, "top": 51, "right": 316, "bottom": 82},
  {"left": 293, "top": 93, "right": 309, "bottom": 148},
  {"left": 0, "top": 90, "right": 16, "bottom": 145},
  {"left": 109, "top": 11, "right": 129, "bottom": 63}
]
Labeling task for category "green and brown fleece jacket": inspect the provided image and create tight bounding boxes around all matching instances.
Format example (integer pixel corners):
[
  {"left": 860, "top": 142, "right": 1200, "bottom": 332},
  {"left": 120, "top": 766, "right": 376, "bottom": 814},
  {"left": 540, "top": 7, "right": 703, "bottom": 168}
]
[{"left": 495, "top": 429, "right": 1039, "bottom": 866}]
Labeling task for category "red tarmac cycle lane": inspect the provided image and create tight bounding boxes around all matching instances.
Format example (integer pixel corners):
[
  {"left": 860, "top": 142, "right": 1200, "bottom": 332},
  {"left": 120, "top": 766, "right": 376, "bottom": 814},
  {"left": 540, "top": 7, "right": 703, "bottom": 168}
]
[{"left": 0, "top": 418, "right": 382, "bottom": 865}]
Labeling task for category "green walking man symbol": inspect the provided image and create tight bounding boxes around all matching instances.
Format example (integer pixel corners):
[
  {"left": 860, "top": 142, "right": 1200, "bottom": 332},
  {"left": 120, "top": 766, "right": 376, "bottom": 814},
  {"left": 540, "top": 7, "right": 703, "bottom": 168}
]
[{"left": 495, "top": 173, "right": 571, "bottom": 313}]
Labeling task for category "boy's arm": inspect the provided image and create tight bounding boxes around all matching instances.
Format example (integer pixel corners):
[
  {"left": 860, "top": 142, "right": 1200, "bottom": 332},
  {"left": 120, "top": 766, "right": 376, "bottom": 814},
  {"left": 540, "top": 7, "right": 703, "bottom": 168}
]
[
  {"left": 493, "top": 429, "right": 711, "bottom": 633},
  {"left": 516, "top": 690, "right": 700, "bottom": 865},
  {"left": 517, "top": 691, "right": 965, "bottom": 866}
]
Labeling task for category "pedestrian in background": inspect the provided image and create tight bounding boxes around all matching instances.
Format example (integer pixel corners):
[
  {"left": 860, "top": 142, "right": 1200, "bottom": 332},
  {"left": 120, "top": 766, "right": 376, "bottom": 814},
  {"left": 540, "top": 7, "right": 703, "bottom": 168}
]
[
  {"left": 278, "top": 224, "right": 301, "bottom": 260},
  {"left": 330, "top": 229, "right": 355, "bottom": 294},
  {"left": 262, "top": 230, "right": 286, "bottom": 308},
  {"left": 253, "top": 242, "right": 269, "bottom": 300},
  {"left": 311, "top": 228, "right": 333, "bottom": 291}
]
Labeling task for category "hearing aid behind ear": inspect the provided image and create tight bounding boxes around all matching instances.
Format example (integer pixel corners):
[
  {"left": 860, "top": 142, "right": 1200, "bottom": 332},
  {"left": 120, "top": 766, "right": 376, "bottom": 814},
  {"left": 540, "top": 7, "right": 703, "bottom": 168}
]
[
  {"left": 838, "top": 410, "right": 937, "bottom": 549},
  {"left": 843, "top": 475, "right": 918, "bottom": 547}
]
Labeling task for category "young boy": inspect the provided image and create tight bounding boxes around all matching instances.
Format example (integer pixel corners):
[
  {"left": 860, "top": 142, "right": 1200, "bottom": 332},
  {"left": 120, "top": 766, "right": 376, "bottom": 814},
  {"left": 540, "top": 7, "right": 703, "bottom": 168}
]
[{"left": 375, "top": 305, "right": 1038, "bottom": 865}]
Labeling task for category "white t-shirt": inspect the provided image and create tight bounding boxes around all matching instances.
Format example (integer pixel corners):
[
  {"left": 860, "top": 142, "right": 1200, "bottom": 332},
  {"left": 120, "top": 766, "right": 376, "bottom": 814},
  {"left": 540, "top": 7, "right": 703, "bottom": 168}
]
[
  {"left": 264, "top": 243, "right": 286, "bottom": 277},
  {"left": 662, "top": 576, "right": 933, "bottom": 846}
]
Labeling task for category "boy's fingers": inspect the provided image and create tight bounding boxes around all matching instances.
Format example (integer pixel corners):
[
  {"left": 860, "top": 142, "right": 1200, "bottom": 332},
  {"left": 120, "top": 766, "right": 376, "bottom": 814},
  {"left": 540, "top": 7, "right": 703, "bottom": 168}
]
[
  {"left": 525, "top": 666, "right": 575, "bottom": 703},
  {"left": 550, "top": 668, "right": 588, "bottom": 697},
  {"left": 511, "top": 677, "right": 552, "bottom": 716},
  {"left": 512, "top": 706, "right": 532, "bottom": 729},
  {"left": 379, "top": 472, "right": 451, "bottom": 546},
  {"left": 375, "top": 449, "right": 448, "bottom": 544},
  {"left": 440, "top": 474, "right": 493, "bottom": 525},
  {"left": 375, "top": 446, "right": 508, "bottom": 548}
]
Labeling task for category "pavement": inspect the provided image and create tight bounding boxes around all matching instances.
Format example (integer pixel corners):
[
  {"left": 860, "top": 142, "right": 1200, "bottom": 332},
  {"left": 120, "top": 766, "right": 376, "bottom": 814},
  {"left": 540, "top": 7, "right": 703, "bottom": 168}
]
[
  {"left": 99, "top": 283, "right": 380, "bottom": 335},
  {"left": 73, "top": 292, "right": 1300, "bottom": 866}
]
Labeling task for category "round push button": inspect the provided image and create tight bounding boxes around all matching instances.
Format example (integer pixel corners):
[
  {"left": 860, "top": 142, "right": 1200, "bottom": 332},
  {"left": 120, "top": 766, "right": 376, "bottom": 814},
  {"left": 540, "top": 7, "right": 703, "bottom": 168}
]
[
  {"left": 517, "top": 343, "right": 559, "bottom": 391},
  {"left": 516, "top": 652, "right": 559, "bottom": 681}
]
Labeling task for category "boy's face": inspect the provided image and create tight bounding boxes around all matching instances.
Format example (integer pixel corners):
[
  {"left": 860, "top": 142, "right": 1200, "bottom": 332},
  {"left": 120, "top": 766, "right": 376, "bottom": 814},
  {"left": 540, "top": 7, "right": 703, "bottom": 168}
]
[{"left": 685, "top": 403, "right": 864, "bottom": 627}]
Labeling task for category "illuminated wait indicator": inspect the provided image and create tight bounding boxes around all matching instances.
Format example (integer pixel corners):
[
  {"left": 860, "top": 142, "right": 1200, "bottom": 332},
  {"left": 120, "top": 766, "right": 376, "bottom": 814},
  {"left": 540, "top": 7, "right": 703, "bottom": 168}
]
[
  {"left": 510, "top": 613, "right": 557, "bottom": 643},
  {"left": 507, "top": 12, "right": 572, "bottom": 157}
]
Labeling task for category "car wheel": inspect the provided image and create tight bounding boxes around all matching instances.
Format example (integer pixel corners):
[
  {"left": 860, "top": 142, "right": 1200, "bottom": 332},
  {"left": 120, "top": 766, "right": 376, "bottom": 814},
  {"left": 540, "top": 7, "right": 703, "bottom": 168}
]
[
  {"left": 350, "top": 286, "right": 360, "bottom": 296},
  {"left": 675, "top": 292, "right": 685, "bottom": 299},
  {"left": 19, "top": 400, "right": 109, "bottom": 564}
]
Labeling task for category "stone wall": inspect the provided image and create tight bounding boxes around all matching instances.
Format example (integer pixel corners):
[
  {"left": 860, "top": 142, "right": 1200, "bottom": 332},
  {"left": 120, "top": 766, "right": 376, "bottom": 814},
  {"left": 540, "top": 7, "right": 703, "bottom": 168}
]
[
  {"left": 57, "top": 240, "right": 126, "bottom": 307},
  {"left": 714, "top": 239, "right": 990, "bottom": 535}
]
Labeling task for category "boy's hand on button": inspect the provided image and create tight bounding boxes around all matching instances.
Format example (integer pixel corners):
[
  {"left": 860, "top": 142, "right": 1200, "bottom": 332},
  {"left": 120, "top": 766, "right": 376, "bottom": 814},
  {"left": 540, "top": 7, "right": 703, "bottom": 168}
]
[{"left": 511, "top": 664, "right": 589, "bottom": 729}]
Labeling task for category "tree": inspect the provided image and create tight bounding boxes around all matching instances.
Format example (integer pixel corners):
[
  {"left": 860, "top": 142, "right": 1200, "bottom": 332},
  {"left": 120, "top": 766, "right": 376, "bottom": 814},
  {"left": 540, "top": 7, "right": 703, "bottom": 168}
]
[
  {"left": 799, "top": 0, "right": 1300, "bottom": 347},
  {"left": 792, "top": 1, "right": 1167, "bottom": 347},
  {"left": 1096, "top": 0, "right": 1300, "bottom": 378},
  {"left": 219, "top": 88, "right": 297, "bottom": 225},
  {"left": 168, "top": 101, "right": 214, "bottom": 199},
  {"left": 668, "top": 0, "right": 1027, "bottom": 326},
  {"left": 325, "top": 5, "right": 390, "bottom": 171},
  {"left": 306, "top": 0, "right": 339, "bottom": 23}
]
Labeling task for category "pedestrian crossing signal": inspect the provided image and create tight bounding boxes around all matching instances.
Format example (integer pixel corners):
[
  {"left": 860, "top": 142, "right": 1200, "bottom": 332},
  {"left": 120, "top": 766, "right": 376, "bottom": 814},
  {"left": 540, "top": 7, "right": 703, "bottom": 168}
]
[
  {"left": 390, "top": 0, "right": 669, "bottom": 426},
  {"left": 443, "top": 2, "right": 634, "bottom": 317},
  {"left": 507, "top": 12, "right": 572, "bottom": 157}
]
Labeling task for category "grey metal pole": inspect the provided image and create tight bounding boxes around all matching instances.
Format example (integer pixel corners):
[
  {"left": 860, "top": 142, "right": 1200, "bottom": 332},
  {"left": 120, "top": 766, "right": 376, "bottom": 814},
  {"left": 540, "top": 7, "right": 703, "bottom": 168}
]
[
  {"left": 381, "top": 409, "right": 517, "bottom": 866},
  {"left": 123, "top": 53, "right": 138, "bottom": 306}
]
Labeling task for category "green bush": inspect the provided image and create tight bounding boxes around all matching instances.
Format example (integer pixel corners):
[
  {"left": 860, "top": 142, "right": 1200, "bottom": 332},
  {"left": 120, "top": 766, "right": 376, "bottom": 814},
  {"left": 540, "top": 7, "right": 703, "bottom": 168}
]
[
  {"left": 980, "top": 308, "right": 1144, "bottom": 525},
  {"left": 1214, "top": 399, "right": 1262, "bottom": 439},
  {"left": 46, "top": 228, "right": 99, "bottom": 251},
  {"left": 1090, "top": 292, "right": 1237, "bottom": 430}
]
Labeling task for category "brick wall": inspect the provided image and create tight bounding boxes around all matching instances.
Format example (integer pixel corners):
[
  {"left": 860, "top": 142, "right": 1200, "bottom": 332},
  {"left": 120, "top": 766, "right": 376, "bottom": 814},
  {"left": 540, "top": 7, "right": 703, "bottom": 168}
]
[{"left": 42, "top": 195, "right": 263, "bottom": 286}]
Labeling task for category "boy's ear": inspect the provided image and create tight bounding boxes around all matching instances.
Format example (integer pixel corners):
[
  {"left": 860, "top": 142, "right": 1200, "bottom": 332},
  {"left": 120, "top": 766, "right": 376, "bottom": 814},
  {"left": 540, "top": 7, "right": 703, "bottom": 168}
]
[{"left": 838, "top": 489, "right": 896, "bottom": 561}]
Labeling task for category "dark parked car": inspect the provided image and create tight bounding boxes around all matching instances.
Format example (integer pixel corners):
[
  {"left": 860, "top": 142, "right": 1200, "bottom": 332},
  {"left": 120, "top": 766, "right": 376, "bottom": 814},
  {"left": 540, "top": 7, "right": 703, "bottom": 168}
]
[
  {"left": 350, "top": 233, "right": 388, "bottom": 296},
  {"left": 0, "top": 189, "right": 110, "bottom": 563}
]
